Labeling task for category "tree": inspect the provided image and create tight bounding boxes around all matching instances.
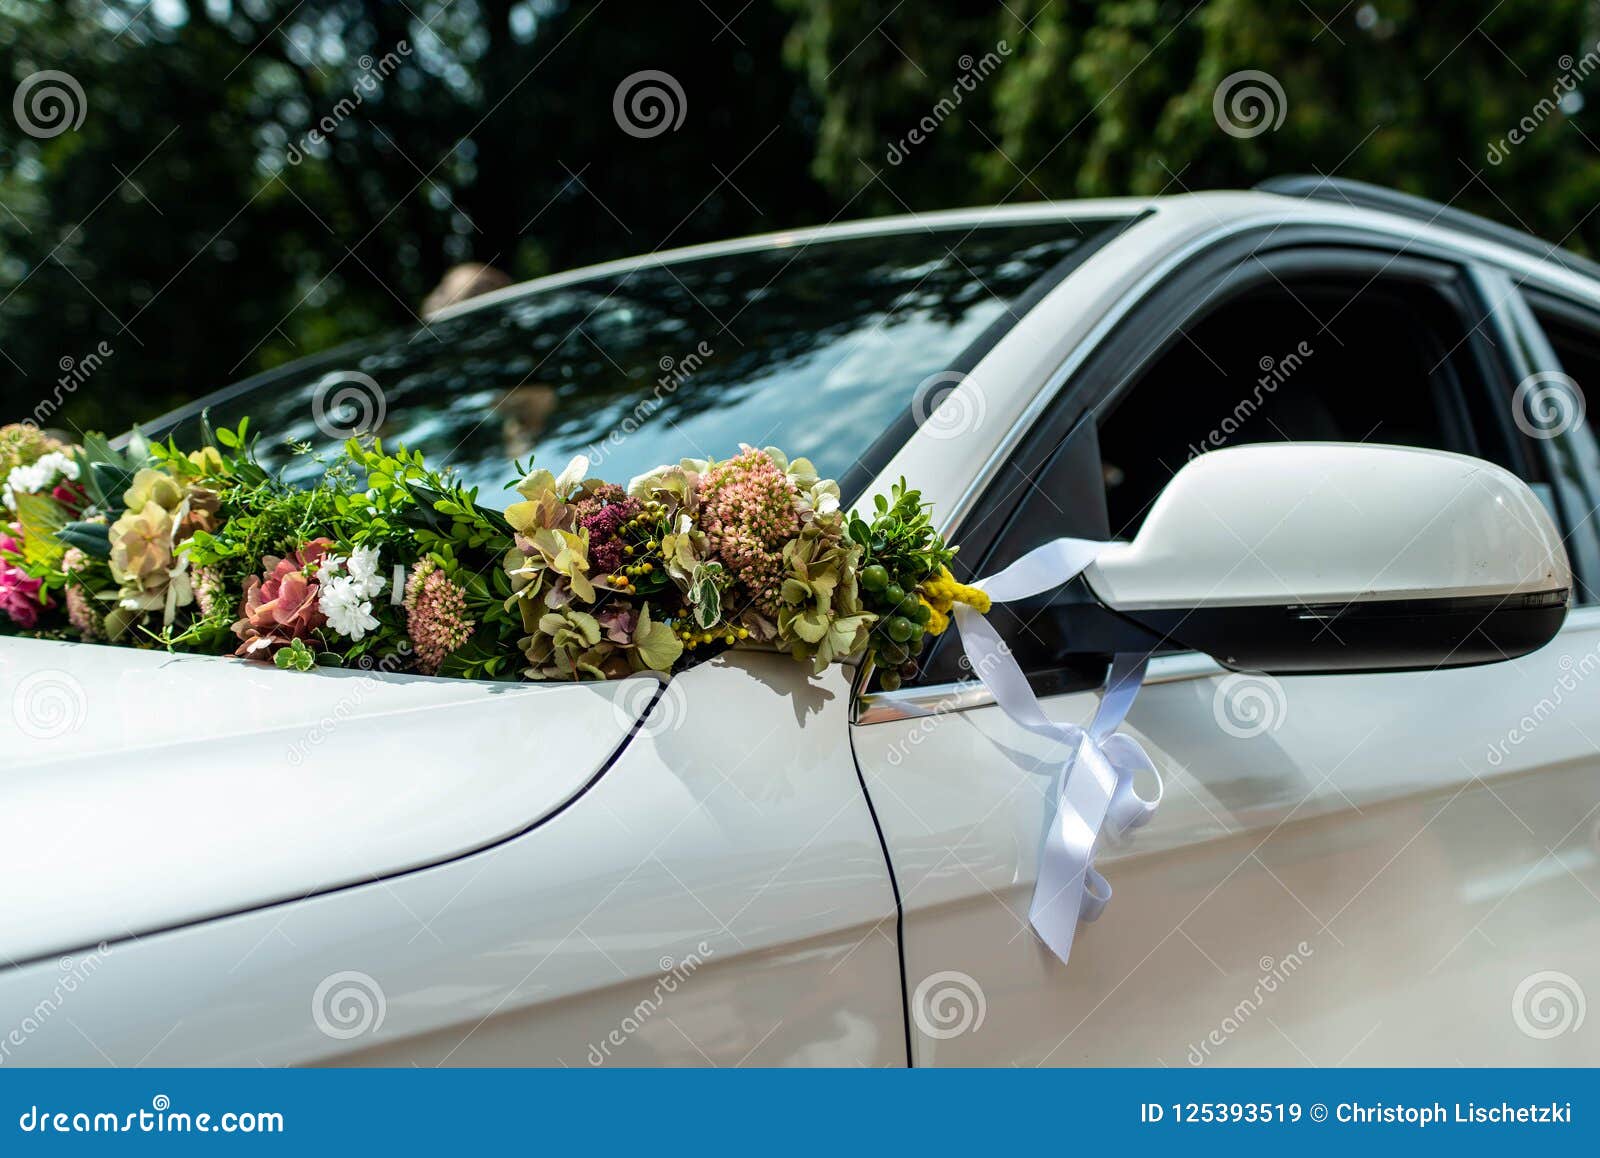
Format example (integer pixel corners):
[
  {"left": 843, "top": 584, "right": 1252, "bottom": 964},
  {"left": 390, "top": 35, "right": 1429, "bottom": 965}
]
[{"left": 0, "top": 0, "right": 828, "bottom": 434}]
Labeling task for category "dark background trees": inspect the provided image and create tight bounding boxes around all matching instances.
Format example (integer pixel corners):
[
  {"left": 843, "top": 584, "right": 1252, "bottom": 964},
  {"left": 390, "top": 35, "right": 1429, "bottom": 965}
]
[{"left": 3, "top": 0, "right": 1598, "bottom": 433}]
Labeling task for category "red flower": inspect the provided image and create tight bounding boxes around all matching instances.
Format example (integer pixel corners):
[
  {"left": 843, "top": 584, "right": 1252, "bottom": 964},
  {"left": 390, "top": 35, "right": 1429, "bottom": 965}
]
[{"left": 232, "top": 538, "right": 333, "bottom": 660}]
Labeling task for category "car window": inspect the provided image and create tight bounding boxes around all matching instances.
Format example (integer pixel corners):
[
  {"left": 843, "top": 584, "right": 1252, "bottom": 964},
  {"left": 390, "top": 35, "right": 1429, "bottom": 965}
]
[
  {"left": 1520, "top": 295, "right": 1600, "bottom": 604},
  {"left": 156, "top": 219, "right": 1126, "bottom": 502},
  {"left": 1097, "top": 273, "right": 1513, "bottom": 540}
]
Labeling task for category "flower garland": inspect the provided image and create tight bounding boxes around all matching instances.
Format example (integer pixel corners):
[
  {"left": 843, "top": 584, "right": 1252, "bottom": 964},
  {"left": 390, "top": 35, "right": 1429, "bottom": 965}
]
[{"left": 0, "top": 419, "right": 988, "bottom": 685}]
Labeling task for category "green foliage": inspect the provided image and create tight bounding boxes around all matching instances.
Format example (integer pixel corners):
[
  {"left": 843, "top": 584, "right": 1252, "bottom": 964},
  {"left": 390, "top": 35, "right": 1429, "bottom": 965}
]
[
  {"left": 0, "top": 0, "right": 826, "bottom": 436},
  {"left": 782, "top": 0, "right": 1600, "bottom": 254}
]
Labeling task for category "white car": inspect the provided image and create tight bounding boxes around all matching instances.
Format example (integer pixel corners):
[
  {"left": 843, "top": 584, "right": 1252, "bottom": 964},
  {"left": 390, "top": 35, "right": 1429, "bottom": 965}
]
[{"left": 4, "top": 177, "right": 1595, "bottom": 1067}]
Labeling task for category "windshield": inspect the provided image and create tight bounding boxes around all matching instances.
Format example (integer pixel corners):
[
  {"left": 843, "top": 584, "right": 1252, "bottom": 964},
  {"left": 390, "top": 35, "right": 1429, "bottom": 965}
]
[{"left": 163, "top": 217, "right": 1123, "bottom": 500}]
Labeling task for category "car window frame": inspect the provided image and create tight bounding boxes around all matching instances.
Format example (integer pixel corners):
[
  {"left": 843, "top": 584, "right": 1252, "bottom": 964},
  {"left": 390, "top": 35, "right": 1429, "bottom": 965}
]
[
  {"left": 1489, "top": 275, "right": 1600, "bottom": 605},
  {"left": 892, "top": 226, "right": 1536, "bottom": 701}
]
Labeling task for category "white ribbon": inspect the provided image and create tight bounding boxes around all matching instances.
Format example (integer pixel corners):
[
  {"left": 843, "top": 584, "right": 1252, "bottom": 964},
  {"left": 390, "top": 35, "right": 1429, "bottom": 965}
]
[{"left": 951, "top": 538, "right": 1163, "bottom": 966}]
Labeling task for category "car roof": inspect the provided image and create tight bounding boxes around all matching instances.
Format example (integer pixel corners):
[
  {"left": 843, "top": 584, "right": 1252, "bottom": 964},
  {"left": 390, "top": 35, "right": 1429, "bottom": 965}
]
[{"left": 433, "top": 185, "right": 1600, "bottom": 324}]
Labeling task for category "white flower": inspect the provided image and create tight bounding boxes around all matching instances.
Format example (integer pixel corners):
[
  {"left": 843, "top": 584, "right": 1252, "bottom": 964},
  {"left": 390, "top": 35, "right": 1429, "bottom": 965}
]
[
  {"left": 319, "top": 575, "right": 379, "bottom": 640},
  {"left": 2, "top": 451, "right": 79, "bottom": 511},
  {"left": 346, "top": 544, "right": 385, "bottom": 598},
  {"left": 316, "top": 554, "right": 347, "bottom": 584}
]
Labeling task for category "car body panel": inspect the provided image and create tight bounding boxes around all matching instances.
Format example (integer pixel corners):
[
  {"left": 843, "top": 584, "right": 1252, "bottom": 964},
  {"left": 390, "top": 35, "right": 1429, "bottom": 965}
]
[
  {"left": 0, "top": 653, "right": 903, "bottom": 1066},
  {"left": 849, "top": 191, "right": 1600, "bottom": 1066},
  {"left": 854, "top": 610, "right": 1600, "bottom": 1064},
  {"left": 0, "top": 635, "right": 655, "bottom": 967}
]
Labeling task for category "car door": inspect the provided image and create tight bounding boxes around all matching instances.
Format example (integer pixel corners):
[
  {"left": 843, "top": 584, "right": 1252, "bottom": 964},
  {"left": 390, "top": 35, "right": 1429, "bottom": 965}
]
[{"left": 851, "top": 237, "right": 1600, "bottom": 1065}]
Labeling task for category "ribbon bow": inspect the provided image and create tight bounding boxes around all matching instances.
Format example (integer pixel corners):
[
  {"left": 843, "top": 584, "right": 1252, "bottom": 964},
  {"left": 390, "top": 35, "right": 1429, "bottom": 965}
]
[{"left": 951, "top": 538, "right": 1164, "bottom": 966}]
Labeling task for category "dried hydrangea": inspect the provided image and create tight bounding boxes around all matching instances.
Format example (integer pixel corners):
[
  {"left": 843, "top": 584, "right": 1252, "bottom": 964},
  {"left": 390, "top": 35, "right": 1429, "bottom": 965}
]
[
  {"left": 232, "top": 539, "right": 332, "bottom": 660},
  {"left": 0, "top": 424, "right": 62, "bottom": 481}
]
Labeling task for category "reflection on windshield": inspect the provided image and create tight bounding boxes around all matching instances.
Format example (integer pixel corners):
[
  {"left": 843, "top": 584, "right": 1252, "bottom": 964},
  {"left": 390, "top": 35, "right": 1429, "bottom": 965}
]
[{"left": 174, "top": 219, "right": 1118, "bottom": 502}]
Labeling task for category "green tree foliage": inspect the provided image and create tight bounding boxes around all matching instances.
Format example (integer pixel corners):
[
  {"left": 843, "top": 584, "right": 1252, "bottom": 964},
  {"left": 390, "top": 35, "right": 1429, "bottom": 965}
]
[
  {"left": 6, "top": 0, "right": 1600, "bottom": 436},
  {"left": 785, "top": 0, "right": 1600, "bottom": 245},
  {"left": 0, "top": 0, "right": 826, "bottom": 433}
]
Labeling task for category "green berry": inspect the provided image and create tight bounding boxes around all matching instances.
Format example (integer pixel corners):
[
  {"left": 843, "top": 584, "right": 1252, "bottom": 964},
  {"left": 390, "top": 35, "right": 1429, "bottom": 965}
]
[
  {"left": 886, "top": 616, "right": 914, "bottom": 643},
  {"left": 861, "top": 564, "right": 889, "bottom": 592},
  {"left": 883, "top": 583, "right": 905, "bottom": 606},
  {"left": 878, "top": 670, "right": 902, "bottom": 692}
]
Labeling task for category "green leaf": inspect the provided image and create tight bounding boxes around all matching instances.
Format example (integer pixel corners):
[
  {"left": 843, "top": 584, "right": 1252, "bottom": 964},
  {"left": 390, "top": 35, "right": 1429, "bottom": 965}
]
[
  {"left": 14, "top": 492, "right": 67, "bottom": 567},
  {"left": 633, "top": 604, "right": 683, "bottom": 672},
  {"left": 58, "top": 521, "right": 112, "bottom": 559},
  {"left": 274, "top": 639, "right": 316, "bottom": 671}
]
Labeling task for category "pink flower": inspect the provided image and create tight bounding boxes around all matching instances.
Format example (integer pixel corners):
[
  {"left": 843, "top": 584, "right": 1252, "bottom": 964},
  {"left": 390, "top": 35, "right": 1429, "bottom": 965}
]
[
  {"left": 573, "top": 484, "right": 640, "bottom": 576},
  {"left": 232, "top": 538, "right": 333, "bottom": 660},
  {"left": 404, "top": 560, "right": 475, "bottom": 675},
  {"left": 0, "top": 526, "right": 47, "bottom": 629},
  {"left": 698, "top": 448, "right": 801, "bottom": 614}
]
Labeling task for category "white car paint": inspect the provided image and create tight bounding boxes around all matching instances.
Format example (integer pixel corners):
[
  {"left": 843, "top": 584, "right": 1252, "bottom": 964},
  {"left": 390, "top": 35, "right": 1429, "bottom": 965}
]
[
  {"left": 0, "top": 636, "right": 655, "bottom": 966},
  {"left": 0, "top": 655, "right": 902, "bottom": 1065},
  {"left": 3, "top": 188, "right": 1597, "bottom": 1065},
  {"left": 1086, "top": 443, "right": 1570, "bottom": 608}
]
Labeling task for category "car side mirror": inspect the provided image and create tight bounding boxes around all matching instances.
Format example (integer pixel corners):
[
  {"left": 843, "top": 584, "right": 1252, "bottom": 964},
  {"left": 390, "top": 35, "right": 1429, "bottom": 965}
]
[{"left": 1084, "top": 443, "right": 1570, "bottom": 674}]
